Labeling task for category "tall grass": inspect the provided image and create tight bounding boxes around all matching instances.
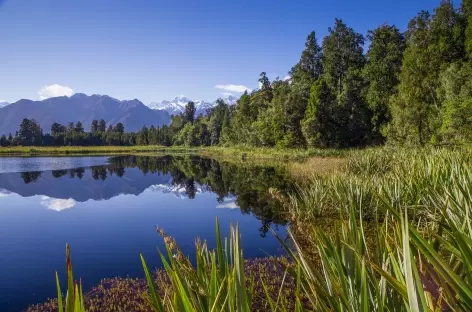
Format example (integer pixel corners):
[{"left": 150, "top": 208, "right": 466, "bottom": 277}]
[
  {"left": 141, "top": 218, "right": 254, "bottom": 311},
  {"left": 285, "top": 147, "right": 472, "bottom": 311}
]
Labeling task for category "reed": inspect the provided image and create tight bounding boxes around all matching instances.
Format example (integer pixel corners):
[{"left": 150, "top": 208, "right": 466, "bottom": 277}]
[{"left": 284, "top": 147, "right": 472, "bottom": 311}]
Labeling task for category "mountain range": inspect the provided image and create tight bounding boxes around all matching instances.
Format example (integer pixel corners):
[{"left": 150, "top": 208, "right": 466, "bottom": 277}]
[
  {"left": 148, "top": 94, "right": 239, "bottom": 116},
  {"left": 0, "top": 94, "right": 170, "bottom": 135},
  {"left": 0, "top": 93, "right": 240, "bottom": 136}
]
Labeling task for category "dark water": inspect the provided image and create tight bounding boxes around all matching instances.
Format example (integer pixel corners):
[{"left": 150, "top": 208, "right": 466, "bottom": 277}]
[{"left": 0, "top": 155, "right": 291, "bottom": 312}]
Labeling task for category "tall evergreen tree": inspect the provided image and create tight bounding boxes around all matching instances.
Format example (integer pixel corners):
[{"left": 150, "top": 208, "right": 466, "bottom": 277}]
[
  {"left": 0, "top": 134, "right": 9, "bottom": 147},
  {"left": 302, "top": 79, "right": 337, "bottom": 147},
  {"left": 98, "top": 119, "right": 107, "bottom": 132},
  {"left": 290, "top": 31, "right": 323, "bottom": 82},
  {"left": 114, "top": 122, "right": 125, "bottom": 133},
  {"left": 17, "top": 118, "right": 42, "bottom": 145},
  {"left": 91, "top": 120, "right": 99, "bottom": 133},
  {"left": 75, "top": 121, "right": 84, "bottom": 133},
  {"left": 364, "top": 24, "right": 405, "bottom": 143},
  {"left": 184, "top": 101, "right": 196, "bottom": 124},
  {"left": 387, "top": 6, "right": 461, "bottom": 145},
  {"left": 462, "top": 0, "right": 472, "bottom": 57},
  {"left": 321, "top": 19, "right": 369, "bottom": 146},
  {"left": 51, "top": 123, "right": 66, "bottom": 135},
  {"left": 322, "top": 19, "right": 365, "bottom": 96},
  {"left": 208, "top": 100, "right": 227, "bottom": 145}
]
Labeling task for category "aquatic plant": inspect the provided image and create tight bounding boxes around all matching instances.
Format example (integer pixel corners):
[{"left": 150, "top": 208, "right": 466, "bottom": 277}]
[
  {"left": 141, "top": 218, "right": 254, "bottom": 311},
  {"left": 55, "top": 244, "right": 86, "bottom": 312}
]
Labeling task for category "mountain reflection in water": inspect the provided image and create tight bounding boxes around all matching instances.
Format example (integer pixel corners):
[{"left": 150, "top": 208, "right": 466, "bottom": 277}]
[
  {"left": 0, "top": 155, "right": 293, "bottom": 312},
  {"left": 0, "top": 155, "right": 291, "bottom": 236}
]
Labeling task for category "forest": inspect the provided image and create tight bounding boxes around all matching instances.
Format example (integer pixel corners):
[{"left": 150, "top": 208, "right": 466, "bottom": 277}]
[{"left": 2, "top": 0, "right": 471, "bottom": 149}]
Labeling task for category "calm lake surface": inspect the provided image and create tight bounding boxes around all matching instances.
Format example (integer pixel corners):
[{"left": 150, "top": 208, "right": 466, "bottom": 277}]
[{"left": 0, "top": 155, "right": 291, "bottom": 312}]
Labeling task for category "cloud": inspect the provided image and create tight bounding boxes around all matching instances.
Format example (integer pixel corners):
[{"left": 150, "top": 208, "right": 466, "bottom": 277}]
[
  {"left": 0, "top": 189, "right": 12, "bottom": 198},
  {"left": 283, "top": 75, "right": 291, "bottom": 81},
  {"left": 41, "top": 196, "right": 76, "bottom": 211},
  {"left": 216, "top": 201, "right": 239, "bottom": 209},
  {"left": 38, "top": 84, "right": 74, "bottom": 100},
  {"left": 215, "top": 84, "right": 251, "bottom": 93},
  {"left": 221, "top": 92, "right": 234, "bottom": 96}
]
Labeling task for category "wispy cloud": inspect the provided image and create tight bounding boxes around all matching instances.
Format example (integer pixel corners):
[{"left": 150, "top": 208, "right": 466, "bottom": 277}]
[
  {"left": 221, "top": 92, "right": 234, "bottom": 96},
  {"left": 283, "top": 75, "right": 291, "bottom": 81},
  {"left": 41, "top": 196, "right": 76, "bottom": 211},
  {"left": 38, "top": 84, "right": 74, "bottom": 100},
  {"left": 216, "top": 200, "right": 239, "bottom": 209},
  {"left": 215, "top": 84, "right": 251, "bottom": 93}
]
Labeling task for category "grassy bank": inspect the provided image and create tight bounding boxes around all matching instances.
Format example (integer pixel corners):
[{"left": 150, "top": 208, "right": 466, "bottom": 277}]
[
  {"left": 0, "top": 145, "right": 348, "bottom": 179},
  {"left": 0, "top": 144, "right": 349, "bottom": 158},
  {"left": 0, "top": 145, "right": 200, "bottom": 155}
]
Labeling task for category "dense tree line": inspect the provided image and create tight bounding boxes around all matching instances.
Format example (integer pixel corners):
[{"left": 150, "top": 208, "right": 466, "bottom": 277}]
[
  {"left": 0, "top": 118, "right": 173, "bottom": 147},
  {"left": 169, "top": 0, "right": 472, "bottom": 148},
  {"left": 2, "top": 1, "right": 472, "bottom": 148}
]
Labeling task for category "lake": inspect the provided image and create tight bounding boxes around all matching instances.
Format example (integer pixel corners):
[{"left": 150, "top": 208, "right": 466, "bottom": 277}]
[{"left": 0, "top": 155, "right": 291, "bottom": 312}]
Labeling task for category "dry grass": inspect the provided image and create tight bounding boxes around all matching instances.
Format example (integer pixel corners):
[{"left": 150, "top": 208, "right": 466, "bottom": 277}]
[
  {"left": 287, "top": 157, "right": 347, "bottom": 182},
  {"left": 0, "top": 145, "right": 200, "bottom": 155}
]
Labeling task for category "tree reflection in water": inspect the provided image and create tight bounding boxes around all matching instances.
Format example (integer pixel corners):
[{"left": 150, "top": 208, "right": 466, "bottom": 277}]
[{"left": 19, "top": 155, "right": 292, "bottom": 236}]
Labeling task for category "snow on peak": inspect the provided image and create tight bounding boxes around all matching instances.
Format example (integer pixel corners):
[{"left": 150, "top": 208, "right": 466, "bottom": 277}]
[{"left": 148, "top": 94, "right": 240, "bottom": 116}]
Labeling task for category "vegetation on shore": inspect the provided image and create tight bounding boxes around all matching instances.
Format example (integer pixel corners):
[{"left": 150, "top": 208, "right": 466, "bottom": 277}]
[
  {"left": 0, "top": 144, "right": 346, "bottom": 159},
  {"left": 0, "top": 145, "right": 197, "bottom": 155}
]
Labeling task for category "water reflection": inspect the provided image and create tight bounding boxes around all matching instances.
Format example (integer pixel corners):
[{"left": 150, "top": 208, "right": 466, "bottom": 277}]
[
  {"left": 0, "top": 155, "right": 291, "bottom": 236},
  {"left": 0, "top": 156, "right": 292, "bottom": 312}
]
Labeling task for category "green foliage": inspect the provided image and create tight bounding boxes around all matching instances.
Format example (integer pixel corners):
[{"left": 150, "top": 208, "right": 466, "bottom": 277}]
[
  {"left": 184, "top": 101, "right": 196, "bottom": 124},
  {"left": 290, "top": 31, "right": 323, "bottom": 83},
  {"left": 301, "top": 79, "right": 336, "bottom": 147},
  {"left": 16, "top": 118, "right": 42, "bottom": 146},
  {"left": 322, "top": 19, "right": 365, "bottom": 96},
  {"left": 388, "top": 11, "right": 438, "bottom": 145},
  {"left": 364, "top": 24, "right": 405, "bottom": 143},
  {"left": 208, "top": 100, "right": 228, "bottom": 146},
  {"left": 439, "top": 62, "right": 472, "bottom": 142},
  {"left": 56, "top": 244, "right": 86, "bottom": 312},
  {"left": 0, "top": 134, "right": 10, "bottom": 147},
  {"left": 141, "top": 218, "right": 253, "bottom": 312}
]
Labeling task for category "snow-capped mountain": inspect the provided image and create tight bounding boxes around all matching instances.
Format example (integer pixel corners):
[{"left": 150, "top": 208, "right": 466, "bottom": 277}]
[
  {"left": 148, "top": 96, "right": 194, "bottom": 115},
  {"left": 221, "top": 94, "right": 238, "bottom": 105},
  {"left": 148, "top": 94, "right": 239, "bottom": 116},
  {"left": 0, "top": 101, "right": 9, "bottom": 109},
  {"left": 147, "top": 183, "right": 209, "bottom": 199}
]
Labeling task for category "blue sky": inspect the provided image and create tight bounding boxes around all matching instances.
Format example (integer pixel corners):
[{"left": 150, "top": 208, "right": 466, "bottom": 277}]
[{"left": 0, "top": 0, "right": 439, "bottom": 104}]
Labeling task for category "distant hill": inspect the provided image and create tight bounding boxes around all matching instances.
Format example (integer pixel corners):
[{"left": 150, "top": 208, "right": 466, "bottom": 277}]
[
  {"left": 0, "top": 101, "right": 9, "bottom": 109},
  {"left": 0, "top": 94, "right": 170, "bottom": 135},
  {"left": 148, "top": 94, "right": 239, "bottom": 116}
]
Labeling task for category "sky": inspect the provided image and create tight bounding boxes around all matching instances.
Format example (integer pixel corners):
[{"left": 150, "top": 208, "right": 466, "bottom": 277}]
[{"left": 0, "top": 0, "right": 440, "bottom": 104}]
